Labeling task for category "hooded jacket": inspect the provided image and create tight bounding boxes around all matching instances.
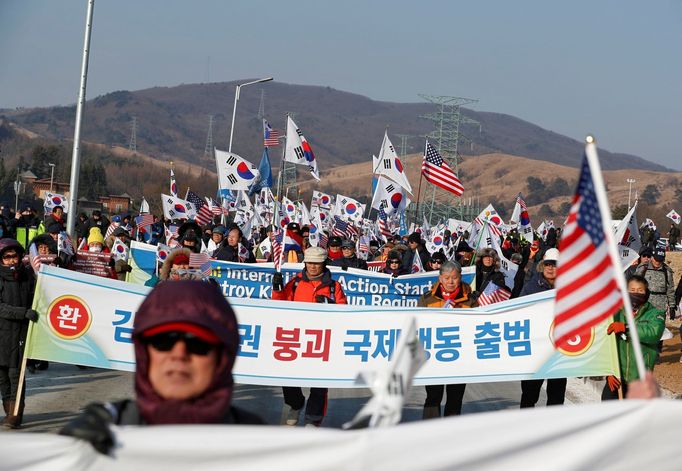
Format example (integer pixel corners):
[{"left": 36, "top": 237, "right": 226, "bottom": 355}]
[
  {"left": 0, "top": 240, "right": 35, "bottom": 367},
  {"left": 272, "top": 268, "right": 347, "bottom": 305}
]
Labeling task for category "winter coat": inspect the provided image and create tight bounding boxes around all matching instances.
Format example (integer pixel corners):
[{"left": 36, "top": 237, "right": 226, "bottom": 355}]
[
  {"left": 0, "top": 263, "right": 35, "bottom": 367},
  {"left": 519, "top": 272, "right": 554, "bottom": 296},
  {"left": 401, "top": 245, "right": 430, "bottom": 273},
  {"left": 474, "top": 266, "right": 508, "bottom": 294},
  {"left": 418, "top": 282, "right": 475, "bottom": 308},
  {"left": 213, "top": 243, "right": 256, "bottom": 263},
  {"left": 330, "top": 255, "right": 368, "bottom": 271},
  {"left": 612, "top": 302, "right": 665, "bottom": 383},
  {"left": 93, "top": 399, "right": 264, "bottom": 425},
  {"left": 272, "top": 269, "right": 347, "bottom": 305},
  {"left": 635, "top": 261, "right": 675, "bottom": 312}
]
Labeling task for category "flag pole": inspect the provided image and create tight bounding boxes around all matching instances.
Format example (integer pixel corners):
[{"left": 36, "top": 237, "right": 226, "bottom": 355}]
[
  {"left": 584, "top": 136, "right": 647, "bottom": 380},
  {"left": 470, "top": 220, "right": 489, "bottom": 266},
  {"left": 414, "top": 142, "right": 425, "bottom": 228},
  {"left": 13, "top": 316, "right": 36, "bottom": 417}
]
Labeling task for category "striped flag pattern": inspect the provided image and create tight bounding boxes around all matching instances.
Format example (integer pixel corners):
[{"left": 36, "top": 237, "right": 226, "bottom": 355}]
[
  {"left": 377, "top": 205, "right": 392, "bottom": 240},
  {"left": 186, "top": 190, "right": 214, "bottom": 226},
  {"left": 421, "top": 141, "right": 464, "bottom": 196},
  {"left": 477, "top": 282, "right": 511, "bottom": 306},
  {"left": 135, "top": 214, "right": 154, "bottom": 229},
  {"left": 189, "top": 252, "right": 212, "bottom": 276},
  {"left": 263, "top": 120, "right": 280, "bottom": 147},
  {"left": 271, "top": 229, "right": 283, "bottom": 270},
  {"left": 553, "top": 155, "right": 623, "bottom": 348}
]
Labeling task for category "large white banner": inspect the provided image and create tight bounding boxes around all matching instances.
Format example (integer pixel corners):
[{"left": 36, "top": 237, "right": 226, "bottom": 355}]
[
  {"left": 27, "top": 265, "right": 618, "bottom": 387},
  {"left": 2, "top": 400, "right": 680, "bottom": 470}
]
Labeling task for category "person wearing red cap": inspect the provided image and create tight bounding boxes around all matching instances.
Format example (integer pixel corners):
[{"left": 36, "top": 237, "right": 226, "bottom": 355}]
[{"left": 60, "top": 280, "right": 262, "bottom": 454}]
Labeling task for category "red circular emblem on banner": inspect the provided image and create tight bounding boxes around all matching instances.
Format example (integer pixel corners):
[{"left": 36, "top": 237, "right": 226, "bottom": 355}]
[
  {"left": 47, "top": 295, "right": 92, "bottom": 340},
  {"left": 549, "top": 321, "right": 595, "bottom": 356}
]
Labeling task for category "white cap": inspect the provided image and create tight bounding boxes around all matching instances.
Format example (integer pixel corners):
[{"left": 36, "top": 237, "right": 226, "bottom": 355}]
[
  {"left": 304, "top": 247, "right": 327, "bottom": 263},
  {"left": 543, "top": 248, "right": 560, "bottom": 262}
]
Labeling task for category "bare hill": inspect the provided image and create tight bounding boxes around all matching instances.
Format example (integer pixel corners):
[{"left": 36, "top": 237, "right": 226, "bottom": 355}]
[{"left": 2, "top": 81, "right": 668, "bottom": 174}]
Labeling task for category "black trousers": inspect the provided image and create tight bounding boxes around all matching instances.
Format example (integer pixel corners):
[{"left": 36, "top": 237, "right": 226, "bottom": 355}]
[
  {"left": 0, "top": 366, "right": 21, "bottom": 402},
  {"left": 424, "top": 384, "right": 467, "bottom": 416},
  {"left": 601, "top": 380, "right": 628, "bottom": 401},
  {"left": 282, "top": 387, "right": 328, "bottom": 424},
  {"left": 520, "top": 378, "right": 567, "bottom": 408}
]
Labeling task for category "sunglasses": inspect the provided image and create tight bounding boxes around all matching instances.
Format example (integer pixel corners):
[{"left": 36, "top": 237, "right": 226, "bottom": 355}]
[
  {"left": 388, "top": 260, "right": 401, "bottom": 264},
  {"left": 544, "top": 261, "right": 557, "bottom": 267},
  {"left": 145, "top": 331, "right": 217, "bottom": 356},
  {"left": 431, "top": 260, "right": 443, "bottom": 265},
  {"left": 2, "top": 253, "right": 19, "bottom": 261}
]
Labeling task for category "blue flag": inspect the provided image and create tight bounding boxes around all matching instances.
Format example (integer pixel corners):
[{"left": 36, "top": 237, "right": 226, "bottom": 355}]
[
  {"left": 399, "top": 210, "right": 408, "bottom": 236},
  {"left": 248, "top": 147, "right": 273, "bottom": 196}
]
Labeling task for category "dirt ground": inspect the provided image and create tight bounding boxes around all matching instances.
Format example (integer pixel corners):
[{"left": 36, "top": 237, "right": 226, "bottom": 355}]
[{"left": 650, "top": 251, "right": 682, "bottom": 396}]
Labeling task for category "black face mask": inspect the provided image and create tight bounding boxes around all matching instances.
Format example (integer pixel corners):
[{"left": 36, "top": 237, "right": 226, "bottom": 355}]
[{"left": 629, "top": 292, "right": 649, "bottom": 309}]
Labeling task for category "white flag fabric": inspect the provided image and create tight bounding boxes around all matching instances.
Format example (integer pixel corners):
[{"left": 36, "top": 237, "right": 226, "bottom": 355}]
[
  {"left": 370, "top": 176, "right": 410, "bottom": 216},
  {"left": 161, "top": 194, "right": 197, "bottom": 221},
  {"left": 111, "top": 239, "right": 129, "bottom": 262},
  {"left": 614, "top": 203, "right": 642, "bottom": 268},
  {"left": 334, "top": 194, "right": 365, "bottom": 223},
  {"left": 343, "top": 317, "right": 425, "bottom": 429},
  {"left": 169, "top": 168, "right": 177, "bottom": 197},
  {"left": 510, "top": 193, "right": 534, "bottom": 244},
  {"left": 667, "top": 209, "right": 681, "bottom": 225},
  {"left": 43, "top": 192, "right": 69, "bottom": 214},
  {"left": 215, "top": 148, "right": 260, "bottom": 192},
  {"left": 374, "top": 131, "right": 412, "bottom": 193},
  {"left": 297, "top": 201, "right": 311, "bottom": 226},
  {"left": 139, "top": 197, "right": 150, "bottom": 215},
  {"left": 311, "top": 190, "right": 333, "bottom": 209},
  {"left": 281, "top": 196, "right": 298, "bottom": 221},
  {"left": 284, "top": 116, "right": 320, "bottom": 180}
]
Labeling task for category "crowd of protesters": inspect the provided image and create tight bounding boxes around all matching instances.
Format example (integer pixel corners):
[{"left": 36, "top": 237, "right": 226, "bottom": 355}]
[{"left": 0, "top": 201, "right": 679, "bottom": 447}]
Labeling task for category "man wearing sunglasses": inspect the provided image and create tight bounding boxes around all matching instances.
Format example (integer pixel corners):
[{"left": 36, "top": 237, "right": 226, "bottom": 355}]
[
  {"left": 0, "top": 239, "right": 38, "bottom": 428},
  {"left": 60, "top": 280, "right": 262, "bottom": 454},
  {"left": 272, "top": 246, "right": 347, "bottom": 427}
]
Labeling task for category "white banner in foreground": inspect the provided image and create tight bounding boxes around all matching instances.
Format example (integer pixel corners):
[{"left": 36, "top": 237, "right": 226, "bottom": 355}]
[
  {"left": 1, "top": 400, "right": 679, "bottom": 471},
  {"left": 27, "top": 266, "right": 618, "bottom": 387}
]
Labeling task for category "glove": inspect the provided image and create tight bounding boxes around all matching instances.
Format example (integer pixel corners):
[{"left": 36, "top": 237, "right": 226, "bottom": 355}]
[
  {"left": 607, "top": 322, "right": 626, "bottom": 335},
  {"left": 25, "top": 309, "right": 39, "bottom": 322},
  {"left": 669, "top": 307, "right": 677, "bottom": 321},
  {"left": 606, "top": 375, "right": 621, "bottom": 392},
  {"left": 59, "top": 403, "right": 115, "bottom": 454},
  {"left": 315, "top": 295, "right": 335, "bottom": 304},
  {"left": 272, "top": 272, "right": 284, "bottom": 291}
]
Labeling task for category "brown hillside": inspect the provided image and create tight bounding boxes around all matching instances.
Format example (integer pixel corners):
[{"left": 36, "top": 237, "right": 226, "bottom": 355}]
[{"left": 299, "top": 153, "right": 682, "bottom": 226}]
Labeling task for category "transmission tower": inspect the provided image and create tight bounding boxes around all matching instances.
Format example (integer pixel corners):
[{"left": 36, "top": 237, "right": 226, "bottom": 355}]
[
  {"left": 257, "top": 89, "right": 266, "bottom": 119},
  {"left": 418, "top": 95, "right": 480, "bottom": 224},
  {"left": 204, "top": 115, "right": 214, "bottom": 157},
  {"left": 128, "top": 116, "right": 137, "bottom": 153}
]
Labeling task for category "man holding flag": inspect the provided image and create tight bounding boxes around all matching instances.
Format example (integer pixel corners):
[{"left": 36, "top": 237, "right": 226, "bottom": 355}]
[{"left": 271, "top": 247, "right": 347, "bottom": 427}]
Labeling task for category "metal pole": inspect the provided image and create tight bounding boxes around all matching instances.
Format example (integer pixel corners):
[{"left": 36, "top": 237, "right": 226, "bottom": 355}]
[
  {"left": 66, "top": 0, "right": 95, "bottom": 238},
  {"left": 626, "top": 178, "right": 635, "bottom": 211},
  {"left": 228, "top": 77, "right": 273, "bottom": 153},
  {"left": 49, "top": 163, "right": 55, "bottom": 192}
]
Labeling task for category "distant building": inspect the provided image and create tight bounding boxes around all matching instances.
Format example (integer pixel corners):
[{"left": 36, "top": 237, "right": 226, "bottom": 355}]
[{"left": 100, "top": 193, "right": 133, "bottom": 215}]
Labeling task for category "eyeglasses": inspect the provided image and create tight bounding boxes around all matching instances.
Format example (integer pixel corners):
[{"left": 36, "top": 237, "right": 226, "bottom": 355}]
[
  {"left": 145, "top": 331, "right": 217, "bottom": 356},
  {"left": 2, "top": 253, "right": 19, "bottom": 261}
]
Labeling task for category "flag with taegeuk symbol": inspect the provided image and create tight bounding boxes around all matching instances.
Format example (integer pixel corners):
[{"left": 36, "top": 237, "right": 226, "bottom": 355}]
[{"left": 553, "top": 149, "right": 624, "bottom": 349}]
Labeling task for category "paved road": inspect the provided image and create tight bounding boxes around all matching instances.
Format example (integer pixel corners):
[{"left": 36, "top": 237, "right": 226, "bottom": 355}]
[{"left": 7, "top": 363, "right": 599, "bottom": 433}]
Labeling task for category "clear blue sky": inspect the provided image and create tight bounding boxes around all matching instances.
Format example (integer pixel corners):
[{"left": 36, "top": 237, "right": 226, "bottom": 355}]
[{"left": 1, "top": 0, "right": 681, "bottom": 169}]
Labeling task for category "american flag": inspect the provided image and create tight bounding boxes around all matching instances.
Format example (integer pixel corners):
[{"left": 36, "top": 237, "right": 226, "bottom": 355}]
[
  {"left": 377, "top": 205, "right": 392, "bottom": 240},
  {"left": 477, "top": 282, "right": 511, "bottom": 306},
  {"left": 135, "top": 214, "right": 154, "bottom": 229},
  {"left": 553, "top": 154, "right": 623, "bottom": 348},
  {"left": 319, "top": 231, "right": 329, "bottom": 249},
  {"left": 105, "top": 221, "right": 120, "bottom": 239},
  {"left": 421, "top": 141, "right": 464, "bottom": 196},
  {"left": 271, "top": 229, "right": 283, "bottom": 270},
  {"left": 206, "top": 197, "right": 227, "bottom": 216},
  {"left": 332, "top": 216, "right": 359, "bottom": 238},
  {"left": 263, "top": 119, "right": 280, "bottom": 147},
  {"left": 189, "top": 252, "right": 212, "bottom": 276},
  {"left": 186, "top": 190, "right": 214, "bottom": 225}
]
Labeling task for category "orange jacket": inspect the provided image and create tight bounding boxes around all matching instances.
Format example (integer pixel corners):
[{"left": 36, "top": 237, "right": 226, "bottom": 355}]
[{"left": 272, "top": 269, "right": 347, "bottom": 305}]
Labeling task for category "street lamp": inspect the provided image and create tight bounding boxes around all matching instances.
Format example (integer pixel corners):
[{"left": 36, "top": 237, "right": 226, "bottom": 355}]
[
  {"left": 626, "top": 178, "right": 636, "bottom": 210},
  {"left": 48, "top": 163, "right": 56, "bottom": 192},
  {"left": 228, "top": 77, "right": 273, "bottom": 152}
]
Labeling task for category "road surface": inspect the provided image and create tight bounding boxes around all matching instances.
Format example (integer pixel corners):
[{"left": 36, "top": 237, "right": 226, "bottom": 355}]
[{"left": 9, "top": 363, "right": 600, "bottom": 433}]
